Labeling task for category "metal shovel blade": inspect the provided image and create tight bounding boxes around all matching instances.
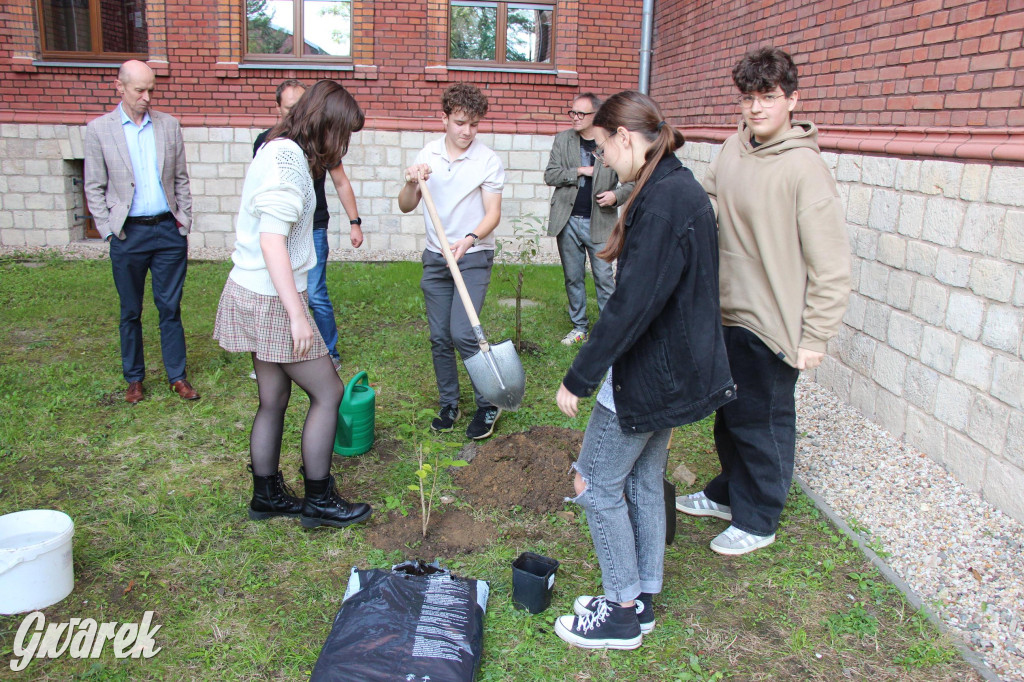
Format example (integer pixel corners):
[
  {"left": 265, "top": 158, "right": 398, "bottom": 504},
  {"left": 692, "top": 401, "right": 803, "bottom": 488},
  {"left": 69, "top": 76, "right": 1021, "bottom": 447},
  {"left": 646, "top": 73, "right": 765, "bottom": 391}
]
[{"left": 463, "top": 339, "right": 526, "bottom": 411}]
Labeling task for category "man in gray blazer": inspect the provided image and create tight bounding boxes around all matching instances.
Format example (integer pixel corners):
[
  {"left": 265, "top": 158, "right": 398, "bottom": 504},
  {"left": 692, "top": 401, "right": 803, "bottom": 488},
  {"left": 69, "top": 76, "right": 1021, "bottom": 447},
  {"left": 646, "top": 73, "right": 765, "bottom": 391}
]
[
  {"left": 85, "top": 60, "right": 198, "bottom": 404},
  {"left": 544, "top": 93, "right": 634, "bottom": 346}
]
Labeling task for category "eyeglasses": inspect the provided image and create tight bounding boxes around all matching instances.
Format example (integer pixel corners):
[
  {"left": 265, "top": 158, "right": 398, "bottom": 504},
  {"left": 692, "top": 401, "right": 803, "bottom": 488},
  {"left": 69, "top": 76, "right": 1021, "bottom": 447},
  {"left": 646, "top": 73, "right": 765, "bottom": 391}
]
[
  {"left": 737, "top": 93, "right": 787, "bottom": 108},
  {"left": 593, "top": 141, "right": 607, "bottom": 162},
  {"left": 568, "top": 109, "right": 595, "bottom": 119}
]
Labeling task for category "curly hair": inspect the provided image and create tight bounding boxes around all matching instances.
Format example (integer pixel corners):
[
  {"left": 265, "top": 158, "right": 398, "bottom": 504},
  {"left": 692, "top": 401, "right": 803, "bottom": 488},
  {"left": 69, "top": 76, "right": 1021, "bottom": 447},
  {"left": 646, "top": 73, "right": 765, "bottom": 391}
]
[
  {"left": 732, "top": 47, "right": 798, "bottom": 96},
  {"left": 442, "top": 83, "right": 489, "bottom": 118}
]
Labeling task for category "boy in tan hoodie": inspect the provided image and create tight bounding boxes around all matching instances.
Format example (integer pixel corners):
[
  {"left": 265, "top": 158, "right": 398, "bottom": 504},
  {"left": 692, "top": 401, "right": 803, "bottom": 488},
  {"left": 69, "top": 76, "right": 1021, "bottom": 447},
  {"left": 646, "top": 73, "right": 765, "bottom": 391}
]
[{"left": 676, "top": 47, "right": 851, "bottom": 555}]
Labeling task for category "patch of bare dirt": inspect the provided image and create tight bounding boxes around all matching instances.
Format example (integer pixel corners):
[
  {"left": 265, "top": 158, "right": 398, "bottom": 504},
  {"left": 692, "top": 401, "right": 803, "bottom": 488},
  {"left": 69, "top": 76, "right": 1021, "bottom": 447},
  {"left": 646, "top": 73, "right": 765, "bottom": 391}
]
[
  {"left": 454, "top": 426, "right": 582, "bottom": 514},
  {"left": 364, "top": 508, "right": 495, "bottom": 557}
]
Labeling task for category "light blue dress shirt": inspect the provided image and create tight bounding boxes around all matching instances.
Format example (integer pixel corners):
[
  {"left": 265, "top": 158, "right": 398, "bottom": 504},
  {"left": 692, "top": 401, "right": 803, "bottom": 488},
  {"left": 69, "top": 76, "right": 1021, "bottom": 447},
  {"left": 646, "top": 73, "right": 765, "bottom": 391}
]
[{"left": 119, "top": 104, "right": 170, "bottom": 217}]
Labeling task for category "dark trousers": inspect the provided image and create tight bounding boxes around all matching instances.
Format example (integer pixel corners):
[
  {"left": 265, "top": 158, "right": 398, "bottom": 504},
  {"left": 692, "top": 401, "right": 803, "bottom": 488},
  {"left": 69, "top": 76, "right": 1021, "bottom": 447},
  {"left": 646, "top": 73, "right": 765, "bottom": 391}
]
[
  {"left": 420, "top": 249, "right": 494, "bottom": 409},
  {"left": 109, "top": 217, "right": 189, "bottom": 384},
  {"left": 704, "top": 325, "right": 799, "bottom": 536}
]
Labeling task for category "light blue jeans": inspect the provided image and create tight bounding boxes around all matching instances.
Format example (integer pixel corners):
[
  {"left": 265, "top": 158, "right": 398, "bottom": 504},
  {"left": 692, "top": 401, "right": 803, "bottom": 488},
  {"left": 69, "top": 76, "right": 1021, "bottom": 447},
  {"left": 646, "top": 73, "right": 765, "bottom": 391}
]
[
  {"left": 307, "top": 228, "right": 339, "bottom": 361},
  {"left": 571, "top": 403, "right": 671, "bottom": 604},
  {"left": 556, "top": 215, "right": 615, "bottom": 332}
]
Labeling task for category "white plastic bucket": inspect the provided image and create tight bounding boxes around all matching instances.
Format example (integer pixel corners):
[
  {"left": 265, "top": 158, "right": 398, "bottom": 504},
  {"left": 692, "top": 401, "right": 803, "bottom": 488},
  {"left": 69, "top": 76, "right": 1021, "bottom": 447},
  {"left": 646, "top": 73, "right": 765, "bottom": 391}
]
[{"left": 0, "top": 510, "right": 75, "bottom": 614}]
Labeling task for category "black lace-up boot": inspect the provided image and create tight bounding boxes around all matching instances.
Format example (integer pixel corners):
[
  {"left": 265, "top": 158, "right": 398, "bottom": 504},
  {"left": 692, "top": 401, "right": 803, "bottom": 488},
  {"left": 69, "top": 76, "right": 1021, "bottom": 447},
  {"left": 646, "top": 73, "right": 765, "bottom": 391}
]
[
  {"left": 299, "top": 467, "right": 373, "bottom": 529},
  {"left": 248, "top": 464, "right": 304, "bottom": 520}
]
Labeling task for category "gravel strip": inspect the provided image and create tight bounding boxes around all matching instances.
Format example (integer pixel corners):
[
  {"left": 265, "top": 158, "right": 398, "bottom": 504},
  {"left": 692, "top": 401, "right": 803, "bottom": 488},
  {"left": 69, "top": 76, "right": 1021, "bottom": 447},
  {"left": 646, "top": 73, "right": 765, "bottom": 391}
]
[
  {"left": 796, "top": 378, "right": 1024, "bottom": 681},
  {"left": 0, "top": 241, "right": 564, "bottom": 265}
]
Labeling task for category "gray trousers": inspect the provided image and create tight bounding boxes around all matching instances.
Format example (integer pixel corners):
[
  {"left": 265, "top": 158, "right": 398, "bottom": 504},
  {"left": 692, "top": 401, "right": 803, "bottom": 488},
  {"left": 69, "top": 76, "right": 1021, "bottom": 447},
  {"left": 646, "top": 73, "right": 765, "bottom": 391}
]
[
  {"left": 556, "top": 215, "right": 616, "bottom": 332},
  {"left": 420, "top": 249, "right": 494, "bottom": 409}
]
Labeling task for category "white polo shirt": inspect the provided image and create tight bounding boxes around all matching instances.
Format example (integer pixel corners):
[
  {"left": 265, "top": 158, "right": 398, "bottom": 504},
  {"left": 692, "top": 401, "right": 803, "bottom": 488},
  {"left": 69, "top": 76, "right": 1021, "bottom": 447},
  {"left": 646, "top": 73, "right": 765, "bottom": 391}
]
[{"left": 415, "top": 136, "right": 505, "bottom": 254}]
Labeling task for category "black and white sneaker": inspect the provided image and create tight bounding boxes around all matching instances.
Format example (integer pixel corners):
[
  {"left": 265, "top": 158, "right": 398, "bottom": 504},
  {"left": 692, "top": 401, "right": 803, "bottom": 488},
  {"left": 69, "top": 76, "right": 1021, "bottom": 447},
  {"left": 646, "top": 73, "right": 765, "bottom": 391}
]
[
  {"left": 466, "top": 406, "right": 501, "bottom": 440},
  {"left": 555, "top": 598, "right": 643, "bottom": 649},
  {"left": 574, "top": 594, "right": 655, "bottom": 634},
  {"left": 430, "top": 404, "right": 461, "bottom": 432}
]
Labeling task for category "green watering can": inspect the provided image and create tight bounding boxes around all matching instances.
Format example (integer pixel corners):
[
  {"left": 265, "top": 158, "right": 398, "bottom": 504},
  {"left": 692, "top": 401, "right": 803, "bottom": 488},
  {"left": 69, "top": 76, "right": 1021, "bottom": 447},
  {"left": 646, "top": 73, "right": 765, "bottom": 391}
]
[{"left": 334, "top": 371, "right": 375, "bottom": 457}]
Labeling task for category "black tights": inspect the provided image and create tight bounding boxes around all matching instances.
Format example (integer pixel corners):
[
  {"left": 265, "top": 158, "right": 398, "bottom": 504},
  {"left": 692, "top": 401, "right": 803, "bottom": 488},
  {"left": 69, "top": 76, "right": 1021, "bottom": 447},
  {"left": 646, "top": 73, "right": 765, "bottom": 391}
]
[{"left": 250, "top": 353, "right": 343, "bottom": 481}]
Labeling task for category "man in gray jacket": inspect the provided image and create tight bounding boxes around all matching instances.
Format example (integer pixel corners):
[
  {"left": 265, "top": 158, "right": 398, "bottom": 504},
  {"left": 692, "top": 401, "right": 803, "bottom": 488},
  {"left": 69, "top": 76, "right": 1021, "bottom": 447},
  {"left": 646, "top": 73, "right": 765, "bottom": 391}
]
[
  {"left": 85, "top": 60, "right": 196, "bottom": 404},
  {"left": 544, "top": 93, "right": 634, "bottom": 345}
]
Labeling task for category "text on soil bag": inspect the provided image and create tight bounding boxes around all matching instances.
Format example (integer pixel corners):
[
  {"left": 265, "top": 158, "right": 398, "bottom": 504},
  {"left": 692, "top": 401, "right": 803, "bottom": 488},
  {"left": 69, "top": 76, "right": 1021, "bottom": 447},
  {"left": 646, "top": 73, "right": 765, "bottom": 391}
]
[{"left": 411, "top": 577, "right": 470, "bottom": 663}]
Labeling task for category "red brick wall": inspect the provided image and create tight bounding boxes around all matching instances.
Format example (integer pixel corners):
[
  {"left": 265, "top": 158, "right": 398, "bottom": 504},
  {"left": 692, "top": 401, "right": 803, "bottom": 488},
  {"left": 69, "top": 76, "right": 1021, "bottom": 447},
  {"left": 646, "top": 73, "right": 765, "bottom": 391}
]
[
  {"left": 0, "top": 0, "right": 641, "bottom": 134},
  {"left": 651, "top": 0, "right": 1023, "bottom": 130}
]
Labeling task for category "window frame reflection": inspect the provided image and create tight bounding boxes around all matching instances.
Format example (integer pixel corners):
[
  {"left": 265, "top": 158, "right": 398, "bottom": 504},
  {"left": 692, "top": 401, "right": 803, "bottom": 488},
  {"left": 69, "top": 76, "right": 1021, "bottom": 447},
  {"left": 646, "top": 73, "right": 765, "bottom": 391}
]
[
  {"left": 37, "top": 0, "right": 149, "bottom": 59},
  {"left": 448, "top": 0, "right": 555, "bottom": 69},
  {"left": 245, "top": 0, "right": 353, "bottom": 62}
]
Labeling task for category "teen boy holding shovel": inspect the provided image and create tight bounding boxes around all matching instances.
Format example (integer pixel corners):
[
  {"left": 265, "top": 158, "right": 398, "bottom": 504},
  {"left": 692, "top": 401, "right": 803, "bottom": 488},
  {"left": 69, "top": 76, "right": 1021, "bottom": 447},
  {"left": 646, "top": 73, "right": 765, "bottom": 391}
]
[{"left": 398, "top": 83, "right": 506, "bottom": 440}]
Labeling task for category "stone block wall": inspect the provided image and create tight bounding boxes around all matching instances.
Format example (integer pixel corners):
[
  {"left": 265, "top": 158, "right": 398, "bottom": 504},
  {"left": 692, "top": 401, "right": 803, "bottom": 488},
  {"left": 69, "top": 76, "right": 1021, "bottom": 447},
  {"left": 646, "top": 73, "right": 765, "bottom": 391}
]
[
  {"left": 681, "top": 141, "right": 1024, "bottom": 523},
  {"left": 0, "top": 123, "right": 560, "bottom": 255}
]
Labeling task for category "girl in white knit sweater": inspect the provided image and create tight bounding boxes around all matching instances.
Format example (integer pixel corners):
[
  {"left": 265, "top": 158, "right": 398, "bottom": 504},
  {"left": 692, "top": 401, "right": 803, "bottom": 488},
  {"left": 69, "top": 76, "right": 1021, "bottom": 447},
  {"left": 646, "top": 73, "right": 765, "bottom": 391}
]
[{"left": 214, "top": 80, "right": 372, "bottom": 530}]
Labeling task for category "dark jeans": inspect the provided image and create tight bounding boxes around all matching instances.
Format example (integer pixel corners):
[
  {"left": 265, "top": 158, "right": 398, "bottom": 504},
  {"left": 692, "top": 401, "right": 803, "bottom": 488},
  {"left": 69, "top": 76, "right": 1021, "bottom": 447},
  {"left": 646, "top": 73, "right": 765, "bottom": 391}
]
[
  {"left": 109, "top": 217, "right": 189, "bottom": 384},
  {"left": 307, "top": 227, "right": 339, "bottom": 361},
  {"left": 704, "top": 325, "right": 799, "bottom": 536},
  {"left": 420, "top": 249, "right": 494, "bottom": 409}
]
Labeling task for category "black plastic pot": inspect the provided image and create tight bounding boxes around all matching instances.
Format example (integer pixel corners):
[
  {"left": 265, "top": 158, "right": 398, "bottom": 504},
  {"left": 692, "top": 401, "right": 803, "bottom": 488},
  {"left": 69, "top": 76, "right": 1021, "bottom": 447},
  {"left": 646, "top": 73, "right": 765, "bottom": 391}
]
[{"left": 511, "top": 552, "right": 559, "bottom": 614}]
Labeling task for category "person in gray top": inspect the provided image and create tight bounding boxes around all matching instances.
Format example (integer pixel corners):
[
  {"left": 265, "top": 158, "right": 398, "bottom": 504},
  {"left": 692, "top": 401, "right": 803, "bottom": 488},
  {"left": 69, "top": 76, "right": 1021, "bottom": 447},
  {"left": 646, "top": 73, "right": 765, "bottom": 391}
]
[{"left": 544, "top": 93, "right": 634, "bottom": 346}]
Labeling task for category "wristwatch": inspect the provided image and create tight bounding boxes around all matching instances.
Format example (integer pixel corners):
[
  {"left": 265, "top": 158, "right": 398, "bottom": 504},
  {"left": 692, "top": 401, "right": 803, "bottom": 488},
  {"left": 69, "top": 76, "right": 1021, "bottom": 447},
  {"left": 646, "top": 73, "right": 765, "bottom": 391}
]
[
  {"left": 349, "top": 217, "right": 362, "bottom": 226},
  {"left": 466, "top": 232, "right": 480, "bottom": 247}
]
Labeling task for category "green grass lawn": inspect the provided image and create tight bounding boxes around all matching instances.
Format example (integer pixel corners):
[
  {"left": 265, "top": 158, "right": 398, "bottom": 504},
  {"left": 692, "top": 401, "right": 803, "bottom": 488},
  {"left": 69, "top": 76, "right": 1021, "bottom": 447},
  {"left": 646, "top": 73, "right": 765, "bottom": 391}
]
[{"left": 0, "top": 255, "right": 977, "bottom": 681}]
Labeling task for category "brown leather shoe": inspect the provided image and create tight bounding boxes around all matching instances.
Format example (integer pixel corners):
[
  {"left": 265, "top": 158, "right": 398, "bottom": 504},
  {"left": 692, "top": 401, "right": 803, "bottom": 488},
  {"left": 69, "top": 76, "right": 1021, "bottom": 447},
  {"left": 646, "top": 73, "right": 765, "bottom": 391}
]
[
  {"left": 125, "top": 381, "right": 144, "bottom": 404},
  {"left": 170, "top": 379, "right": 200, "bottom": 400}
]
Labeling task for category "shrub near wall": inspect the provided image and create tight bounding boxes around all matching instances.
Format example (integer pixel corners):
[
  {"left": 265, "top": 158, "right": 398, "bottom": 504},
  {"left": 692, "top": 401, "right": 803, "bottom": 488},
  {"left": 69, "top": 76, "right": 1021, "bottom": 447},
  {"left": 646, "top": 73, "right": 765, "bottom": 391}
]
[{"left": 680, "top": 142, "right": 1024, "bottom": 523}]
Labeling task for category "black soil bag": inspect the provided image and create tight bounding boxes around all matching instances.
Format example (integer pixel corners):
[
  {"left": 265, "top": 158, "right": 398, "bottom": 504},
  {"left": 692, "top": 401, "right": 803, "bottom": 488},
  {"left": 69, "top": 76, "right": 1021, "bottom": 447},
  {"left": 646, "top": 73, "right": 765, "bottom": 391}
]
[{"left": 311, "top": 560, "right": 489, "bottom": 682}]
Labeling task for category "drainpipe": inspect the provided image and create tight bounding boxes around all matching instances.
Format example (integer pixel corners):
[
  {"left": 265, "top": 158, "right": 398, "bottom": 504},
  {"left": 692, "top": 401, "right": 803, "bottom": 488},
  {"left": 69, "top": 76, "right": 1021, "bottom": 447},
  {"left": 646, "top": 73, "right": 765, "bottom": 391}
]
[{"left": 638, "top": 0, "right": 655, "bottom": 94}]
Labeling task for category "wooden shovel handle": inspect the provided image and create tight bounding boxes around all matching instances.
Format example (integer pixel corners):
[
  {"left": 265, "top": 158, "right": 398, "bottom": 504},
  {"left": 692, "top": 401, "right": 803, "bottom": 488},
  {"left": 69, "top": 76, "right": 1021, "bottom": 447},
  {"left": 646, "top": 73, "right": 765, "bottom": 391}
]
[{"left": 417, "top": 177, "right": 487, "bottom": 341}]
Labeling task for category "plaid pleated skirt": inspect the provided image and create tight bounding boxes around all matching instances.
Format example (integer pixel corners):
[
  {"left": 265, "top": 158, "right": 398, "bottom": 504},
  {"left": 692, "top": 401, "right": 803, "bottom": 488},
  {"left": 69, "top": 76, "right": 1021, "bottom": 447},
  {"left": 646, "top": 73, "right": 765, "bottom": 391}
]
[{"left": 213, "top": 278, "right": 328, "bottom": 363}]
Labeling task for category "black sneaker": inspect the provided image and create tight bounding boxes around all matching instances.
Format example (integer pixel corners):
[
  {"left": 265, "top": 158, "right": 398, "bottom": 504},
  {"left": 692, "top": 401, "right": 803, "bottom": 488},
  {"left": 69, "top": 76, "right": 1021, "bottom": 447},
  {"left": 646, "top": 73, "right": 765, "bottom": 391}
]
[
  {"left": 554, "top": 599, "right": 643, "bottom": 650},
  {"left": 430, "top": 405, "right": 461, "bottom": 432},
  {"left": 573, "top": 593, "right": 655, "bottom": 634},
  {"left": 466, "top": 406, "right": 501, "bottom": 440}
]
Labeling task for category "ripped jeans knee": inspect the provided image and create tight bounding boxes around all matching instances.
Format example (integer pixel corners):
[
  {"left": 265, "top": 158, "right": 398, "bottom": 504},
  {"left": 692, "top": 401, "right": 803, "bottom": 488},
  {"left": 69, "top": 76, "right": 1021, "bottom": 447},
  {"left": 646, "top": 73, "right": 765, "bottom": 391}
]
[{"left": 568, "top": 463, "right": 591, "bottom": 507}]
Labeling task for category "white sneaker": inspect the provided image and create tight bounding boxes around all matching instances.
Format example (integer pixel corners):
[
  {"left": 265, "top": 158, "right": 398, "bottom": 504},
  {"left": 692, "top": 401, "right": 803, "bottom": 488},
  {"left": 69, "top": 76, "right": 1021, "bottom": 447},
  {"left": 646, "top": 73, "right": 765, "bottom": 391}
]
[
  {"left": 675, "top": 491, "right": 732, "bottom": 520},
  {"left": 560, "top": 329, "right": 588, "bottom": 345},
  {"left": 710, "top": 525, "right": 775, "bottom": 556}
]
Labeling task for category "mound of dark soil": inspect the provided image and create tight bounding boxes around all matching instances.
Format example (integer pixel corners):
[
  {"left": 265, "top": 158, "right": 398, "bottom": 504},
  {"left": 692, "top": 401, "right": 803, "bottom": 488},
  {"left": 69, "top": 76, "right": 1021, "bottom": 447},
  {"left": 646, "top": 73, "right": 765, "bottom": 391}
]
[{"left": 454, "top": 426, "right": 583, "bottom": 514}]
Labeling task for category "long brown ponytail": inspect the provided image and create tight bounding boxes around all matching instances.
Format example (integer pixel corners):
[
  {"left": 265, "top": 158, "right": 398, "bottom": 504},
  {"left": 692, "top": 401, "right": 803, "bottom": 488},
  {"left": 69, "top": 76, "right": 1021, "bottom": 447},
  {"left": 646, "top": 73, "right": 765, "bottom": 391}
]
[{"left": 594, "top": 91, "right": 685, "bottom": 262}]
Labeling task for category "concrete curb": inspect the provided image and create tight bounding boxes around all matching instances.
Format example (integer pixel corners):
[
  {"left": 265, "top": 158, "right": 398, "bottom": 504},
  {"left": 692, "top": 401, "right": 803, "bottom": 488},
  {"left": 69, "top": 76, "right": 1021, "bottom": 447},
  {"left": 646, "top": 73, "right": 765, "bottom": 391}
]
[{"left": 794, "top": 475, "right": 1003, "bottom": 682}]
